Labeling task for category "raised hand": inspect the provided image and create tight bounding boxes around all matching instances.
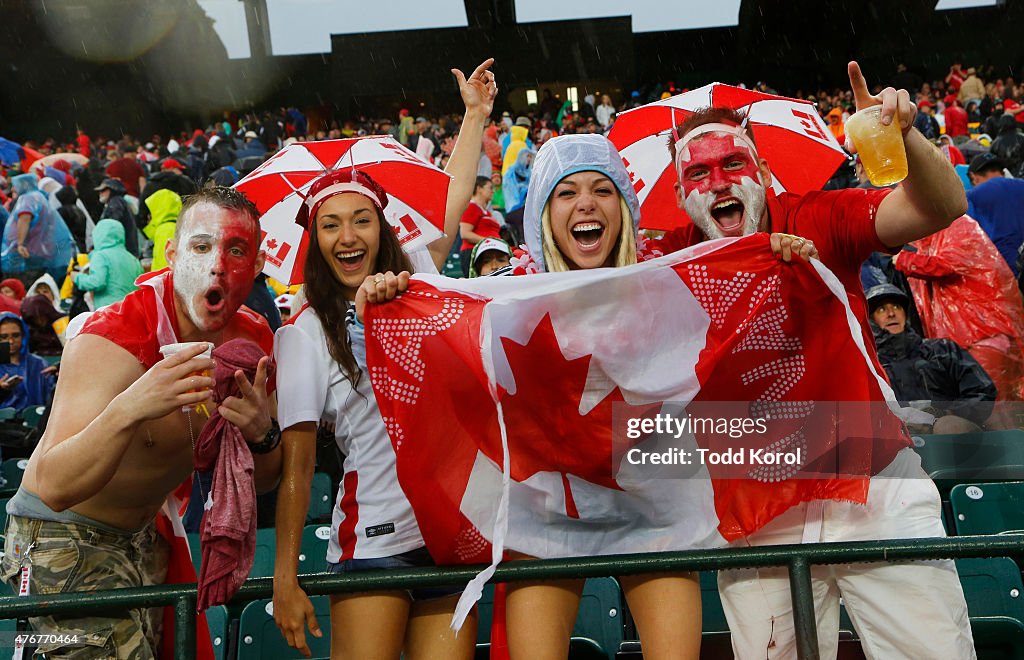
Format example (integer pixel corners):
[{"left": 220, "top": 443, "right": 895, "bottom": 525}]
[
  {"left": 218, "top": 356, "right": 273, "bottom": 444},
  {"left": 848, "top": 61, "right": 917, "bottom": 136},
  {"left": 452, "top": 58, "right": 498, "bottom": 118}
]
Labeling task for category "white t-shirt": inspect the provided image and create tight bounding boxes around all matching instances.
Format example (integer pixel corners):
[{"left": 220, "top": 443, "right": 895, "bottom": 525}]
[{"left": 275, "top": 306, "right": 425, "bottom": 562}]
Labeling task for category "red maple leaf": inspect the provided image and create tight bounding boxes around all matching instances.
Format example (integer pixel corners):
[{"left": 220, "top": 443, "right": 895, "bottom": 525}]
[
  {"left": 265, "top": 238, "right": 278, "bottom": 250},
  {"left": 498, "top": 314, "right": 656, "bottom": 515}
]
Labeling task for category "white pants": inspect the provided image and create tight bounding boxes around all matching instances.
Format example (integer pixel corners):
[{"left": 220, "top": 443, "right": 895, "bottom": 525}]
[{"left": 718, "top": 449, "right": 976, "bottom": 659}]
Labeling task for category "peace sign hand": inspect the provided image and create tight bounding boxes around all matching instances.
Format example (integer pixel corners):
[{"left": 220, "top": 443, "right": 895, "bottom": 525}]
[
  {"left": 848, "top": 60, "right": 917, "bottom": 136},
  {"left": 218, "top": 356, "right": 273, "bottom": 444}
]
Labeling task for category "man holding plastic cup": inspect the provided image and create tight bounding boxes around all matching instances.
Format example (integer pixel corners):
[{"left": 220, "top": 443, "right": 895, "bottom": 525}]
[
  {"left": 662, "top": 61, "right": 974, "bottom": 659},
  {"left": 0, "top": 187, "right": 280, "bottom": 658}
]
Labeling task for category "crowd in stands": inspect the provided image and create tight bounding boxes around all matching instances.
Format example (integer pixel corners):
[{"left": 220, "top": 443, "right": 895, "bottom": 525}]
[{"left": 0, "top": 55, "right": 1021, "bottom": 658}]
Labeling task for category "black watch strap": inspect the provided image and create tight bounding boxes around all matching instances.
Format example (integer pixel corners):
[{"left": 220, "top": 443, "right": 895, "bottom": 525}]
[{"left": 250, "top": 418, "right": 281, "bottom": 455}]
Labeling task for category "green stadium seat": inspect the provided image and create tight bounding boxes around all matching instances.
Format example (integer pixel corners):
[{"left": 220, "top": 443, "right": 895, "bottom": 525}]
[
  {"left": 700, "top": 571, "right": 728, "bottom": 633},
  {"left": 205, "top": 605, "right": 229, "bottom": 660},
  {"left": 970, "top": 616, "right": 1024, "bottom": 660},
  {"left": 298, "top": 525, "right": 331, "bottom": 575},
  {"left": 911, "top": 431, "right": 1024, "bottom": 496},
  {"left": 19, "top": 406, "right": 46, "bottom": 430},
  {"left": 189, "top": 528, "right": 277, "bottom": 579},
  {"left": 306, "top": 472, "right": 333, "bottom": 523},
  {"left": 187, "top": 533, "right": 202, "bottom": 574},
  {"left": 237, "top": 597, "right": 331, "bottom": 659},
  {"left": 42, "top": 355, "right": 61, "bottom": 367},
  {"left": 0, "top": 409, "right": 17, "bottom": 423},
  {"left": 956, "top": 558, "right": 1024, "bottom": 622},
  {"left": 573, "top": 577, "right": 624, "bottom": 659},
  {"left": 0, "top": 458, "right": 28, "bottom": 496},
  {"left": 251, "top": 528, "right": 277, "bottom": 579},
  {"left": 950, "top": 482, "right": 1024, "bottom": 536}
]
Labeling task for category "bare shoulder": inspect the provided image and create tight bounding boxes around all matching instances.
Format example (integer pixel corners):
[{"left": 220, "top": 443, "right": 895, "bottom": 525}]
[{"left": 39, "top": 335, "right": 144, "bottom": 451}]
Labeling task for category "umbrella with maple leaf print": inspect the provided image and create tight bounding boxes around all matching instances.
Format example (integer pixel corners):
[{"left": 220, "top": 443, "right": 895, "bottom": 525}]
[{"left": 234, "top": 136, "right": 451, "bottom": 284}]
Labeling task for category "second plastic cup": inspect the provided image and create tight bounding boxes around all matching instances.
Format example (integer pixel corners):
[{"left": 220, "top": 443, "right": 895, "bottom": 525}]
[{"left": 845, "top": 106, "right": 909, "bottom": 187}]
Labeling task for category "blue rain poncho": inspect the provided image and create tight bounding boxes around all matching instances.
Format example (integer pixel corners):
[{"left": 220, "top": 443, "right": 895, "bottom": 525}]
[{"left": 3, "top": 174, "right": 77, "bottom": 280}]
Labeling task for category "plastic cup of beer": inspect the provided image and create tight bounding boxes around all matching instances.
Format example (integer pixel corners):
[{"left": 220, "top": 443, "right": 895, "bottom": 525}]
[
  {"left": 159, "top": 342, "right": 214, "bottom": 409},
  {"left": 845, "top": 106, "right": 909, "bottom": 186}
]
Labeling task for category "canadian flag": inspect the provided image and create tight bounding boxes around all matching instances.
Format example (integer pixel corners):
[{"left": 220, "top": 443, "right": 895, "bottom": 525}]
[{"left": 365, "top": 233, "right": 909, "bottom": 627}]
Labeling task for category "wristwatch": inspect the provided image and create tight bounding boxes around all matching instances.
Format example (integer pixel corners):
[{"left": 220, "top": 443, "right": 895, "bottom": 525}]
[{"left": 249, "top": 419, "right": 281, "bottom": 455}]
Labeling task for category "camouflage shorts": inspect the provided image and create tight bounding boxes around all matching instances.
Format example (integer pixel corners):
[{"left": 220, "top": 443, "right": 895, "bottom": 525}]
[{"left": 2, "top": 514, "right": 169, "bottom": 659}]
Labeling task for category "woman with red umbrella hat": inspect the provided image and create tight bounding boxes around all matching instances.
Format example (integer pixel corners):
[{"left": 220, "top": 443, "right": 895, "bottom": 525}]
[{"left": 271, "top": 59, "right": 497, "bottom": 660}]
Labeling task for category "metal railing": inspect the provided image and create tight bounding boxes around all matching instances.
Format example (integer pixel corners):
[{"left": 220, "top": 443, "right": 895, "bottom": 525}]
[{"left": 1, "top": 534, "right": 1022, "bottom": 660}]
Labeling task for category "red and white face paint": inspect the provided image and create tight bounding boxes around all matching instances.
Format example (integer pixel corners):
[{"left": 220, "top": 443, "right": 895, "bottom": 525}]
[
  {"left": 171, "top": 202, "right": 259, "bottom": 333},
  {"left": 674, "top": 125, "right": 767, "bottom": 239}
]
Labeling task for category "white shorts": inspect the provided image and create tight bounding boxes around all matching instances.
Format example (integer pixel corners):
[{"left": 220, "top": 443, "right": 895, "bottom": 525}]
[{"left": 717, "top": 449, "right": 976, "bottom": 659}]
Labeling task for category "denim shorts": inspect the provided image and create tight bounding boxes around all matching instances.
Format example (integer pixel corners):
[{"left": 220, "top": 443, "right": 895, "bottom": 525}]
[{"left": 328, "top": 546, "right": 462, "bottom": 602}]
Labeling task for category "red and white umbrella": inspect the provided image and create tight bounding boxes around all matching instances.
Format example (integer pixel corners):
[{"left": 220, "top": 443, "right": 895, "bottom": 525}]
[
  {"left": 235, "top": 136, "right": 451, "bottom": 284},
  {"left": 609, "top": 83, "right": 847, "bottom": 232},
  {"left": 29, "top": 152, "right": 89, "bottom": 174}
]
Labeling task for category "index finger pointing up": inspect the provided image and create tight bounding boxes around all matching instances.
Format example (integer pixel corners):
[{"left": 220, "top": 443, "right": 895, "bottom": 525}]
[
  {"left": 848, "top": 61, "right": 875, "bottom": 110},
  {"left": 469, "top": 58, "right": 495, "bottom": 81}
]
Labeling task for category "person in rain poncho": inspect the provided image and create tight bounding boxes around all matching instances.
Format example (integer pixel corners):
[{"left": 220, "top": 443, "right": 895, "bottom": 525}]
[
  {"left": 502, "top": 147, "right": 534, "bottom": 214},
  {"left": 143, "top": 189, "right": 182, "bottom": 272},
  {"left": 894, "top": 213, "right": 1024, "bottom": 413},
  {"left": 0, "top": 312, "right": 56, "bottom": 411},
  {"left": 501, "top": 118, "right": 532, "bottom": 173},
  {"left": 73, "top": 219, "right": 143, "bottom": 309},
  {"left": 2, "top": 174, "right": 77, "bottom": 287}
]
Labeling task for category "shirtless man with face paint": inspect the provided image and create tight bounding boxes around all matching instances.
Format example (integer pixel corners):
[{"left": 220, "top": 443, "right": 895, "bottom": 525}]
[
  {"left": 660, "top": 63, "right": 976, "bottom": 659},
  {"left": 3, "top": 186, "right": 280, "bottom": 659}
]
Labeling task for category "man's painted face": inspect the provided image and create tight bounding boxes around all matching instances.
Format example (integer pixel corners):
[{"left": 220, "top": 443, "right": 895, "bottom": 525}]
[
  {"left": 675, "top": 131, "right": 767, "bottom": 239},
  {"left": 169, "top": 203, "right": 260, "bottom": 333}
]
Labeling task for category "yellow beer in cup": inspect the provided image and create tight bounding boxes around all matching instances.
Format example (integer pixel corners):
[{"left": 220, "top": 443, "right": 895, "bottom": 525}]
[{"left": 845, "top": 106, "right": 909, "bottom": 187}]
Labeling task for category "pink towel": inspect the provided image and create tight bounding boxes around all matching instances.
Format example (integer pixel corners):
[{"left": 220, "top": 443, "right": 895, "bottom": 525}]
[{"left": 194, "top": 338, "right": 273, "bottom": 611}]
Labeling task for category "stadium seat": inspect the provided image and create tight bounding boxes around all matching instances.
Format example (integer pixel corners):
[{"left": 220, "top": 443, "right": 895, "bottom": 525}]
[
  {"left": 573, "top": 577, "right": 624, "bottom": 659},
  {"left": 307, "top": 472, "right": 333, "bottom": 523},
  {"left": 970, "top": 616, "right": 1024, "bottom": 660},
  {"left": 700, "top": 571, "right": 728, "bottom": 633},
  {"left": 251, "top": 528, "right": 277, "bottom": 579},
  {"left": 911, "top": 431, "right": 1024, "bottom": 496},
  {"left": 0, "top": 458, "right": 28, "bottom": 496},
  {"left": 0, "top": 409, "right": 16, "bottom": 423},
  {"left": 950, "top": 482, "right": 1024, "bottom": 536},
  {"left": 188, "top": 528, "right": 277, "bottom": 579},
  {"left": 956, "top": 557, "right": 1024, "bottom": 622},
  {"left": 237, "top": 597, "right": 331, "bottom": 659},
  {"left": 205, "top": 605, "right": 229, "bottom": 660},
  {"left": 19, "top": 406, "right": 46, "bottom": 430},
  {"left": 298, "top": 525, "right": 331, "bottom": 575},
  {"left": 187, "top": 532, "right": 202, "bottom": 574}
]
